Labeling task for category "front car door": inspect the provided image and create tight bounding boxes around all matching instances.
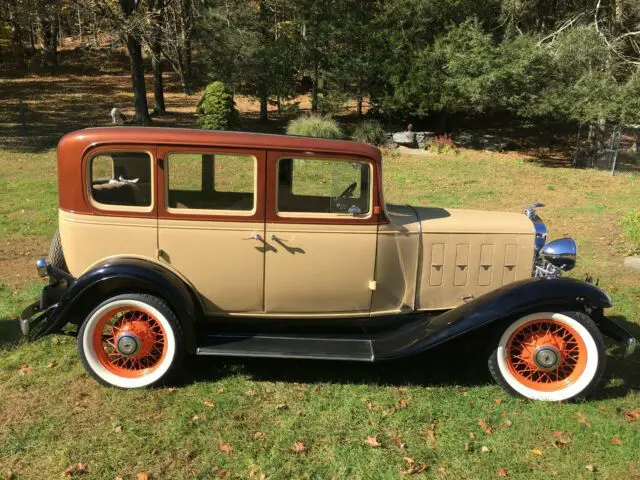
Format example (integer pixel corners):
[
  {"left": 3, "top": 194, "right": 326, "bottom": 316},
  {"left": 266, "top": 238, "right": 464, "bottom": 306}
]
[
  {"left": 157, "top": 146, "right": 265, "bottom": 314},
  {"left": 264, "top": 151, "right": 378, "bottom": 315}
]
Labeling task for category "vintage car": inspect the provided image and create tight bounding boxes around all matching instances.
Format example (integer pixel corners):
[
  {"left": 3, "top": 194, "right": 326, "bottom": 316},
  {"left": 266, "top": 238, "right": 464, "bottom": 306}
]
[{"left": 21, "top": 127, "right": 635, "bottom": 400}]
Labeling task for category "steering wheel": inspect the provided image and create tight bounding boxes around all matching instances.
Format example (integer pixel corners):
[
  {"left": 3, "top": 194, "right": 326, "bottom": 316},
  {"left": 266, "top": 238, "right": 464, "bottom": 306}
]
[{"left": 339, "top": 182, "right": 357, "bottom": 198}]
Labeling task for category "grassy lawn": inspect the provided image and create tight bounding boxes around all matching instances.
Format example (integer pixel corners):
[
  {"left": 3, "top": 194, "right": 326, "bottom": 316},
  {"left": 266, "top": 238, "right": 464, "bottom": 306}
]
[{"left": 0, "top": 143, "right": 639, "bottom": 480}]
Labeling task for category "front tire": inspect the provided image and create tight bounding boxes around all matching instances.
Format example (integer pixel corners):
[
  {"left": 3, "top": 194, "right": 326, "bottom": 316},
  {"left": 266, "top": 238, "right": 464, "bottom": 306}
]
[
  {"left": 78, "top": 293, "right": 183, "bottom": 388},
  {"left": 488, "top": 311, "right": 606, "bottom": 401}
]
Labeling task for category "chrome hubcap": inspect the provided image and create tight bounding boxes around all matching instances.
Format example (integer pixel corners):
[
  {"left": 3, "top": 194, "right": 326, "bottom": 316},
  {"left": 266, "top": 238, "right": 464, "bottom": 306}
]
[
  {"left": 534, "top": 346, "right": 560, "bottom": 370},
  {"left": 116, "top": 333, "right": 139, "bottom": 356}
]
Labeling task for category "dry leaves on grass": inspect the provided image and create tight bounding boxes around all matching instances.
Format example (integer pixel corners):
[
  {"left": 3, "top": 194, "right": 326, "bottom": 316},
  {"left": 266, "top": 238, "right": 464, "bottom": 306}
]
[
  {"left": 437, "top": 466, "right": 447, "bottom": 476},
  {"left": 401, "top": 457, "right": 429, "bottom": 475},
  {"left": 136, "top": 473, "right": 150, "bottom": 480},
  {"left": 478, "top": 419, "right": 493, "bottom": 435},
  {"left": 424, "top": 420, "right": 437, "bottom": 441},
  {"left": 531, "top": 448, "right": 544, "bottom": 457},
  {"left": 218, "top": 441, "right": 232, "bottom": 455},
  {"left": 113, "top": 425, "right": 122, "bottom": 434},
  {"left": 202, "top": 400, "right": 215, "bottom": 408},
  {"left": 18, "top": 364, "right": 32, "bottom": 375},
  {"left": 497, "top": 467, "right": 508, "bottom": 477},
  {"left": 494, "top": 398, "right": 504, "bottom": 405},
  {"left": 365, "top": 436, "right": 382, "bottom": 448},
  {"left": 395, "top": 398, "right": 408, "bottom": 410},
  {"left": 480, "top": 446, "right": 490, "bottom": 453},
  {"left": 64, "top": 463, "right": 87, "bottom": 477},
  {"left": 552, "top": 431, "right": 572, "bottom": 449},
  {"left": 391, "top": 435, "right": 406, "bottom": 450},
  {"left": 585, "top": 465, "right": 596, "bottom": 473},
  {"left": 610, "top": 436, "right": 623, "bottom": 446},
  {"left": 576, "top": 412, "right": 591, "bottom": 427},
  {"left": 464, "top": 440, "right": 473, "bottom": 452},
  {"left": 291, "top": 441, "right": 306, "bottom": 453},
  {"left": 252, "top": 431, "right": 266, "bottom": 440},
  {"left": 623, "top": 409, "right": 640, "bottom": 422},
  {"left": 47, "top": 360, "right": 57, "bottom": 368}
]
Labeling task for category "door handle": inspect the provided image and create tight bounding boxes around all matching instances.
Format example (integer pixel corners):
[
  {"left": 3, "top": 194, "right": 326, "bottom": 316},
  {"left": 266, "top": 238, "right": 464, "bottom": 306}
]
[{"left": 244, "top": 234, "right": 263, "bottom": 241}]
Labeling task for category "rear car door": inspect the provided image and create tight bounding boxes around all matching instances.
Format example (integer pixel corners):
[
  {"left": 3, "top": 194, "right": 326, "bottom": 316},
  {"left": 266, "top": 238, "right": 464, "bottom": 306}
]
[{"left": 156, "top": 146, "right": 266, "bottom": 314}]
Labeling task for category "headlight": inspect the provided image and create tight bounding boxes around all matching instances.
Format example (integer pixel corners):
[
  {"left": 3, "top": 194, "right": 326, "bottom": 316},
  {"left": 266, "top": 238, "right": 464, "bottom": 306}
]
[
  {"left": 539, "top": 238, "right": 577, "bottom": 272},
  {"left": 36, "top": 257, "right": 49, "bottom": 278}
]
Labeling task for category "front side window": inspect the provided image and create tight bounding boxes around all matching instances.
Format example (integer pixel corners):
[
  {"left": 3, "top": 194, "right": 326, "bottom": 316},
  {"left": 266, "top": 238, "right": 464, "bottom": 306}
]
[
  {"left": 277, "top": 158, "right": 371, "bottom": 215},
  {"left": 89, "top": 151, "right": 152, "bottom": 208},
  {"left": 167, "top": 152, "right": 255, "bottom": 212}
]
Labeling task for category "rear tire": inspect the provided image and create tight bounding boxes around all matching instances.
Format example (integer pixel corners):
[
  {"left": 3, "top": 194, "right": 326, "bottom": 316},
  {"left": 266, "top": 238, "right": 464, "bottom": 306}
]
[
  {"left": 78, "top": 293, "right": 183, "bottom": 388},
  {"left": 48, "top": 228, "right": 68, "bottom": 272},
  {"left": 488, "top": 310, "right": 606, "bottom": 401}
]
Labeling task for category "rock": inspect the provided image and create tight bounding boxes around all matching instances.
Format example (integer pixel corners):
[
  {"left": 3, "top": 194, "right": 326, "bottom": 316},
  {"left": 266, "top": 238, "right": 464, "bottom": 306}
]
[
  {"left": 392, "top": 131, "right": 417, "bottom": 148},
  {"left": 623, "top": 256, "right": 640, "bottom": 270}
]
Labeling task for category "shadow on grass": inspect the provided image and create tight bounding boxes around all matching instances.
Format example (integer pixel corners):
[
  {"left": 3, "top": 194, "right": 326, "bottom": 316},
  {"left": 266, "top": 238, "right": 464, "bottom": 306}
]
[{"left": 0, "top": 319, "right": 25, "bottom": 348}]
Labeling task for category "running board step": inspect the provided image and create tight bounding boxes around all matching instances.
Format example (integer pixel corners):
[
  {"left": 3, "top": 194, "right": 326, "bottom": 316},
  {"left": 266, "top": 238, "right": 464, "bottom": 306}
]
[{"left": 196, "top": 333, "right": 374, "bottom": 362}]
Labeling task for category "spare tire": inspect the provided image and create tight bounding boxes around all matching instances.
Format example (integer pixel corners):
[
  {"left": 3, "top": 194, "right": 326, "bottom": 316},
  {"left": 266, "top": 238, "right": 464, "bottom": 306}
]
[{"left": 49, "top": 228, "right": 68, "bottom": 272}]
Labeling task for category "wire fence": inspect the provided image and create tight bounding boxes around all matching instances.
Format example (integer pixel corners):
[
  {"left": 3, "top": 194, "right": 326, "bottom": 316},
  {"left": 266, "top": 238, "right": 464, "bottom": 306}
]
[{"left": 573, "top": 123, "right": 640, "bottom": 175}]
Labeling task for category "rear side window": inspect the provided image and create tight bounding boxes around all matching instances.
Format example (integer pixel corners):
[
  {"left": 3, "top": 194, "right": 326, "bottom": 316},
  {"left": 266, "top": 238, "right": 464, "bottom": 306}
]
[
  {"left": 167, "top": 152, "right": 256, "bottom": 212},
  {"left": 89, "top": 151, "right": 152, "bottom": 208}
]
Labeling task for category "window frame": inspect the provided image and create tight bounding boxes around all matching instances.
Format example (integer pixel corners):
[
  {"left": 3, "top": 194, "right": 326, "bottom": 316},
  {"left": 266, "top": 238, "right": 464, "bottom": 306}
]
[
  {"left": 164, "top": 150, "right": 258, "bottom": 217},
  {"left": 157, "top": 145, "right": 266, "bottom": 223},
  {"left": 266, "top": 150, "right": 382, "bottom": 225},
  {"left": 84, "top": 146, "right": 156, "bottom": 215}
]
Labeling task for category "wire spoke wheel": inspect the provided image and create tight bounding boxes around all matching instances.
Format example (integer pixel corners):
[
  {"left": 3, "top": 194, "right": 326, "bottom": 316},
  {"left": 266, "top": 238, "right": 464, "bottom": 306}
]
[{"left": 505, "top": 319, "right": 587, "bottom": 392}]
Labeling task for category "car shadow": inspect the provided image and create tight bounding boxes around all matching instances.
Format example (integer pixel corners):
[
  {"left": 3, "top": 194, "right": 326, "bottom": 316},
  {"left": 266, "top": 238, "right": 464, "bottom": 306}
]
[{"left": 0, "top": 319, "right": 25, "bottom": 348}]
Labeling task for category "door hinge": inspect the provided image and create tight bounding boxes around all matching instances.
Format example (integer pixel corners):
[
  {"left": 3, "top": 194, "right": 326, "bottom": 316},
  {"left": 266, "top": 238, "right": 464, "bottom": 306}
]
[{"left": 368, "top": 280, "right": 377, "bottom": 291}]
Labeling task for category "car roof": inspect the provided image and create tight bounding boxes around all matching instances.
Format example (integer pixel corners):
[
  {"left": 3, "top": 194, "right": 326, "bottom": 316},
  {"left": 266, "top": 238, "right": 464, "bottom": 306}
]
[{"left": 58, "top": 127, "right": 382, "bottom": 161}]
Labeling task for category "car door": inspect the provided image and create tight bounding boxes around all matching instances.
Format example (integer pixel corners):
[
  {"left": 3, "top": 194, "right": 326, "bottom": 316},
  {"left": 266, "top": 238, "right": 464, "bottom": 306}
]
[
  {"left": 156, "top": 146, "right": 266, "bottom": 314},
  {"left": 264, "top": 151, "right": 378, "bottom": 314}
]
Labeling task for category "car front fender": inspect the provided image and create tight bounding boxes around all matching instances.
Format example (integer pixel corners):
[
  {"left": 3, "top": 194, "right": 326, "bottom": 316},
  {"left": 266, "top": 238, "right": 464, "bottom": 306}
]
[{"left": 373, "top": 276, "right": 613, "bottom": 360}]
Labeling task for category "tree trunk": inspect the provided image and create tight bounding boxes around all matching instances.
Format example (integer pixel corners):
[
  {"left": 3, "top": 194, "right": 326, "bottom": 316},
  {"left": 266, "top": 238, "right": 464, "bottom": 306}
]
[
  {"left": 311, "top": 63, "right": 319, "bottom": 112},
  {"left": 8, "top": 2, "right": 25, "bottom": 70},
  {"left": 125, "top": 34, "right": 151, "bottom": 125},
  {"left": 41, "top": 17, "right": 59, "bottom": 68},
  {"left": 357, "top": 96, "right": 363, "bottom": 117},
  {"left": 259, "top": 89, "right": 268, "bottom": 122},
  {"left": 151, "top": 43, "right": 166, "bottom": 115}
]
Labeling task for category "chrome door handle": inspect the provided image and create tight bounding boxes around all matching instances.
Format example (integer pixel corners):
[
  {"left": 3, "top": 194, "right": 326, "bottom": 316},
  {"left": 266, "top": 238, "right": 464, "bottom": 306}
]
[{"left": 244, "top": 234, "right": 262, "bottom": 241}]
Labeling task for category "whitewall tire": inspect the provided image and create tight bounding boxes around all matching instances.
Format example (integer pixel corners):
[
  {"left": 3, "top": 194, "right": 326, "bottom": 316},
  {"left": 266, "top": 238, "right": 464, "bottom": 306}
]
[
  {"left": 78, "top": 293, "right": 183, "bottom": 388},
  {"left": 488, "top": 311, "right": 606, "bottom": 402}
]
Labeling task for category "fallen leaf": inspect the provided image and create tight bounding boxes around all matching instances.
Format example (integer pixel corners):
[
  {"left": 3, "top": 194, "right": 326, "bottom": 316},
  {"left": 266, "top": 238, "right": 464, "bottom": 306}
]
[
  {"left": 494, "top": 398, "right": 503, "bottom": 405},
  {"left": 437, "top": 466, "right": 447, "bottom": 476},
  {"left": 136, "top": 473, "right": 150, "bottom": 480},
  {"left": 115, "top": 477, "right": 124, "bottom": 480},
  {"left": 276, "top": 403, "right": 288, "bottom": 411},
  {"left": 585, "top": 464, "right": 596, "bottom": 473},
  {"left": 468, "top": 432, "right": 475, "bottom": 439},
  {"left": 481, "top": 446, "right": 490, "bottom": 453},
  {"left": 191, "top": 414, "right": 200, "bottom": 421},
  {"left": 395, "top": 398, "right": 408, "bottom": 409},
  {"left": 64, "top": 462, "right": 87, "bottom": 477},
  {"left": 47, "top": 360, "right": 57, "bottom": 368},
  {"left": 218, "top": 442, "right": 232, "bottom": 455},
  {"left": 19, "top": 364, "right": 32, "bottom": 375},
  {"left": 113, "top": 425, "right": 122, "bottom": 434},
  {"left": 245, "top": 390, "right": 256, "bottom": 397},
  {"left": 365, "top": 436, "right": 382, "bottom": 448},
  {"left": 623, "top": 409, "right": 640, "bottom": 422},
  {"left": 478, "top": 419, "right": 493, "bottom": 435},
  {"left": 503, "top": 419, "right": 513, "bottom": 428},
  {"left": 400, "top": 456, "right": 429, "bottom": 475},
  {"left": 202, "top": 400, "right": 215, "bottom": 408},
  {"left": 252, "top": 431, "right": 266, "bottom": 440},
  {"left": 610, "top": 436, "right": 622, "bottom": 446},
  {"left": 366, "top": 402, "right": 376, "bottom": 411},
  {"left": 165, "top": 387, "right": 177, "bottom": 392},
  {"left": 404, "top": 456, "right": 415, "bottom": 465},
  {"left": 291, "top": 441, "right": 306, "bottom": 453},
  {"left": 552, "top": 431, "right": 571, "bottom": 449},
  {"left": 464, "top": 440, "right": 472, "bottom": 452},
  {"left": 425, "top": 429, "right": 437, "bottom": 441},
  {"left": 392, "top": 435, "right": 406, "bottom": 449},
  {"left": 576, "top": 412, "right": 591, "bottom": 427},
  {"left": 531, "top": 448, "right": 543, "bottom": 457},
  {"left": 497, "top": 467, "right": 508, "bottom": 477}
]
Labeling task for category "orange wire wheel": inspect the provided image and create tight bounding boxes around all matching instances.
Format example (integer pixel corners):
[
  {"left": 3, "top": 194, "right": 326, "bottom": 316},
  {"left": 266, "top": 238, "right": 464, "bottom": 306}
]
[
  {"left": 80, "top": 294, "right": 179, "bottom": 388},
  {"left": 91, "top": 305, "right": 167, "bottom": 378},
  {"left": 505, "top": 318, "right": 587, "bottom": 392},
  {"left": 489, "top": 311, "right": 607, "bottom": 401}
]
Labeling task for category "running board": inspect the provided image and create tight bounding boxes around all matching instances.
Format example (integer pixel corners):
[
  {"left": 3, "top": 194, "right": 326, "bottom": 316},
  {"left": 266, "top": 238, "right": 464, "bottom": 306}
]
[{"left": 196, "top": 333, "right": 374, "bottom": 362}]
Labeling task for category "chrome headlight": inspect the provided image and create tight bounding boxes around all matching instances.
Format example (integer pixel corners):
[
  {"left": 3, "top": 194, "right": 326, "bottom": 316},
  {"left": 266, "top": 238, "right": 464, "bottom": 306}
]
[
  {"left": 539, "top": 238, "right": 577, "bottom": 272},
  {"left": 36, "top": 257, "right": 49, "bottom": 278}
]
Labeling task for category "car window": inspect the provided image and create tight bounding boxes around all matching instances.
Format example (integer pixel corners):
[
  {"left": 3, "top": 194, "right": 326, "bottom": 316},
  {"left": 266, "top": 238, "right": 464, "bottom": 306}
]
[
  {"left": 167, "top": 152, "right": 255, "bottom": 212},
  {"left": 277, "top": 158, "right": 370, "bottom": 215},
  {"left": 89, "top": 151, "right": 152, "bottom": 208}
]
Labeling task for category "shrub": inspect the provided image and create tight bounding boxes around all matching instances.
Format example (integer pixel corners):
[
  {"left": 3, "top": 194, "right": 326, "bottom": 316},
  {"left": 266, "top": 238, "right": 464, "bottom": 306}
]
[
  {"left": 317, "top": 92, "right": 350, "bottom": 116},
  {"left": 286, "top": 114, "right": 343, "bottom": 139},
  {"left": 279, "top": 101, "right": 301, "bottom": 116},
  {"left": 352, "top": 120, "right": 385, "bottom": 145},
  {"left": 621, "top": 210, "right": 640, "bottom": 252},
  {"left": 427, "top": 134, "right": 458, "bottom": 154},
  {"left": 196, "top": 81, "right": 238, "bottom": 130}
]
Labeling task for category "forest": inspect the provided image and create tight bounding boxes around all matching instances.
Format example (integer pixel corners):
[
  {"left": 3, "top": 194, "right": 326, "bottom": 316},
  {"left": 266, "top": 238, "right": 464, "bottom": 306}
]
[{"left": 1, "top": 0, "right": 639, "bottom": 131}]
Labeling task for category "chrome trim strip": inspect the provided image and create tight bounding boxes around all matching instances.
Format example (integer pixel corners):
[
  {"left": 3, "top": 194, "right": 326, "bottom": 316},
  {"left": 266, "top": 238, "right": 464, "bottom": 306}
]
[{"left": 406, "top": 205, "right": 423, "bottom": 310}]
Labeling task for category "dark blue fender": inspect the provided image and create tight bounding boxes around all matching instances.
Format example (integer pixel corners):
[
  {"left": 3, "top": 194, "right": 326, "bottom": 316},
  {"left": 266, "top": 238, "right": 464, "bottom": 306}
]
[
  {"left": 30, "top": 258, "right": 202, "bottom": 353},
  {"left": 373, "top": 276, "right": 612, "bottom": 360}
]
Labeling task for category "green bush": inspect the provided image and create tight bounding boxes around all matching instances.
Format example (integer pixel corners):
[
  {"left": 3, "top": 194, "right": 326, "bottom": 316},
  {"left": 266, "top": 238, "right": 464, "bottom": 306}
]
[
  {"left": 286, "top": 114, "right": 343, "bottom": 139},
  {"left": 196, "top": 81, "right": 238, "bottom": 130},
  {"left": 621, "top": 210, "right": 640, "bottom": 252},
  {"left": 316, "top": 92, "right": 349, "bottom": 116},
  {"left": 352, "top": 120, "right": 385, "bottom": 145}
]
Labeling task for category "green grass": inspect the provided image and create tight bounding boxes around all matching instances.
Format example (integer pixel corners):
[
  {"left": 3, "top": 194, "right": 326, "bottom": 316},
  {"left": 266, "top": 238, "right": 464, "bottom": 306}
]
[{"left": 1, "top": 147, "right": 639, "bottom": 479}]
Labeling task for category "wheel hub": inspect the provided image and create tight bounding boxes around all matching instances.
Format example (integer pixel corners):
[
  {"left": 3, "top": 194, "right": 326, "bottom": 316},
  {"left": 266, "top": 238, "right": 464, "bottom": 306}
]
[
  {"left": 533, "top": 346, "right": 561, "bottom": 370},
  {"left": 116, "top": 333, "right": 139, "bottom": 356}
]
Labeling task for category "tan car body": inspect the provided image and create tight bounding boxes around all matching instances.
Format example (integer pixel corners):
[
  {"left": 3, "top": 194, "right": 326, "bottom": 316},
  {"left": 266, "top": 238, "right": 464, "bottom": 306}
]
[{"left": 56, "top": 127, "right": 535, "bottom": 319}]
